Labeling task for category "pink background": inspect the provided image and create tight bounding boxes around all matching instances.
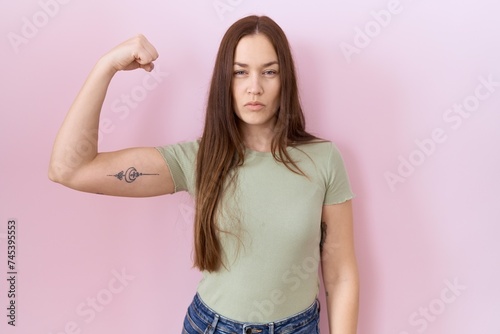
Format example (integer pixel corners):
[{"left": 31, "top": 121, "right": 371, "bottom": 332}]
[{"left": 1, "top": 0, "right": 499, "bottom": 333}]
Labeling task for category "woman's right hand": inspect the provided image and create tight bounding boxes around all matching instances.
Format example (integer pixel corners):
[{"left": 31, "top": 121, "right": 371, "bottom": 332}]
[{"left": 99, "top": 34, "right": 159, "bottom": 73}]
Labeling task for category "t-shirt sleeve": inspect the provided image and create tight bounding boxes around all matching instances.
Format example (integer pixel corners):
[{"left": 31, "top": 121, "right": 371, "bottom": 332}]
[
  {"left": 155, "top": 141, "right": 198, "bottom": 195},
  {"left": 324, "top": 142, "right": 355, "bottom": 205}
]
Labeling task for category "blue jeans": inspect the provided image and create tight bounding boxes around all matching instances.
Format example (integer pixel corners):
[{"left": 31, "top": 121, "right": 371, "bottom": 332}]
[{"left": 182, "top": 293, "right": 320, "bottom": 334}]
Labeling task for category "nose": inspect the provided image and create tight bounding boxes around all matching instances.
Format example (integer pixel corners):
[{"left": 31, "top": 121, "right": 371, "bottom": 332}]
[{"left": 247, "top": 74, "right": 263, "bottom": 95}]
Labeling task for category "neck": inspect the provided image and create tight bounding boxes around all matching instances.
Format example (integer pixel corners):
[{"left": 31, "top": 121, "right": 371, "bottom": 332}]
[{"left": 239, "top": 122, "right": 276, "bottom": 152}]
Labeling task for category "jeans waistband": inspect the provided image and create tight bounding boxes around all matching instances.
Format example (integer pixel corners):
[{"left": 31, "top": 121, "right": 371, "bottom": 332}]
[{"left": 189, "top": 293, "right": 319, "bottom": 334}]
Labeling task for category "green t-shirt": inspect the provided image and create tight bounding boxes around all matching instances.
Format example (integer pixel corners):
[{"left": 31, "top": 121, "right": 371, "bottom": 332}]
[{"left": 156, "top": 140, "right": 354, "bottom": 322}]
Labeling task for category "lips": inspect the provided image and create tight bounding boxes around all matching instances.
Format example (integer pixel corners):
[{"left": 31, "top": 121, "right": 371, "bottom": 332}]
[{"left": 245, "top": 101, "right": 265, "bottom": 111}]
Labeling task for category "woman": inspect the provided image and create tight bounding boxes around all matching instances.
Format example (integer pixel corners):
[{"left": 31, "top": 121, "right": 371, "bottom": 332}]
[{"left": 49, "top": 15, "right": 359, "bottom": 334}]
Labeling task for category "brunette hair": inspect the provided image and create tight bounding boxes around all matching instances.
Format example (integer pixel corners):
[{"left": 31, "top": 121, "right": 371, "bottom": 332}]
[{"left": 194, "top": 15, "right": 317, "bottom": 272}]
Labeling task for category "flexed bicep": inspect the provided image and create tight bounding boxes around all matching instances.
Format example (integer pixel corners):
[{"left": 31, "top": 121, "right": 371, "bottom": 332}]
[{"left": 51, "top": 147, "right": 174, "bottom": 197}]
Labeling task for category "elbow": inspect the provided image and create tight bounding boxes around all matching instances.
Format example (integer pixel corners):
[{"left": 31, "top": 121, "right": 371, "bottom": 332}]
[
  {"left": 48, "top": 160, "right": 72, "bottom": 185},
  {"left": 48, "top": 167, "right": 61, "bottom": 183}
]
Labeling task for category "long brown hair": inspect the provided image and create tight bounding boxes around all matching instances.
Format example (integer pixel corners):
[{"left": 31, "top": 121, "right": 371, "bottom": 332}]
[{"left": 194, "top": 15, "right": 318, "bottom": 272}]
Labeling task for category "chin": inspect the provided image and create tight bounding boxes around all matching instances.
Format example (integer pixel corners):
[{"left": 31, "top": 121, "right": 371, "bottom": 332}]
[
  {"left": 237, "top": 111, "right": 277, "bottom": 126},
  {"left": 239, "top": 118, "right": 276, "bottom": 129}
]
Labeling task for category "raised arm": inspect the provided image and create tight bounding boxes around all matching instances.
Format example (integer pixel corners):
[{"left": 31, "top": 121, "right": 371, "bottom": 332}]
[{"left": 48, "top": 35, "right": 174, "bottom": 197}]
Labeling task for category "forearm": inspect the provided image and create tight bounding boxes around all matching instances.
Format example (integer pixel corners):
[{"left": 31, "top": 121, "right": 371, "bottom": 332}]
[
  {"left": 324, "top": 273, "right": 359, "bottom": 334},
  {"left": 49, "top": 59, "right": 116, "bottom": 181}
]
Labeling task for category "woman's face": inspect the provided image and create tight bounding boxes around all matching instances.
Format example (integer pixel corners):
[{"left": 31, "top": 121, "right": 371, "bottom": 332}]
[{"left": 232, "top": 33, "right": 281, "bottom": 132}]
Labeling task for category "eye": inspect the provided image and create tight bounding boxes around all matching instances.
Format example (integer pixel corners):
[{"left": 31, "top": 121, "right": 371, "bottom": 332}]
[
  {"left": 233, "top": 70, "right": 247, "bottom": 76},
  {"left": 263, "top": 69, "right": 278, "bottom": 77}
]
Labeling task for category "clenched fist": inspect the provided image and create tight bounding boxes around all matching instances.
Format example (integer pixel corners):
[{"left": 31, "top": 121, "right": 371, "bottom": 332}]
[{"left": 99, "top": 34, "right": 159, "bottom": 73}]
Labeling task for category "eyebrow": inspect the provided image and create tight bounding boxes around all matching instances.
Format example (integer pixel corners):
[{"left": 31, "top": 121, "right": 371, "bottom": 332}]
[{"left": 233, "top": 61, "right": 279, "bottom": 67}]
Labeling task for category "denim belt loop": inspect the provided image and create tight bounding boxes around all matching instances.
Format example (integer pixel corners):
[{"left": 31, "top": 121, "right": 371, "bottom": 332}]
[
  {"left": 207, "top": 314, "right": 219, "bottom": 334},
  {"left": 268, "top": 322, "right": 275, "bottom": 334}
]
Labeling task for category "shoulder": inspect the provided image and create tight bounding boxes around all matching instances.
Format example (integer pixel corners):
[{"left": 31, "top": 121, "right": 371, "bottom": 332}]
[
  {"left": 291, "top": 140, "right": 349, "bottom": 173},
  {"left": 291, "top": 139, "right": 339, "bottom": 157},
  {"left": 156, "top": 140, "right": 199, "bottom": 160},
  {"left": 155, "top": 140, "right": 199, "bottom": 193},
  {"left": 157, "top": 139, "right": 199, "bottom": 151}
]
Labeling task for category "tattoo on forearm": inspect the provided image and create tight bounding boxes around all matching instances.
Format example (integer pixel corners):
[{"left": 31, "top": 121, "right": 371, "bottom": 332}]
[
  {"left": 108, "top": 167, "right": 159, "bottom": 183},
  {"left": 320, "top": 221, "right": 327, "bottom": 253}
]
